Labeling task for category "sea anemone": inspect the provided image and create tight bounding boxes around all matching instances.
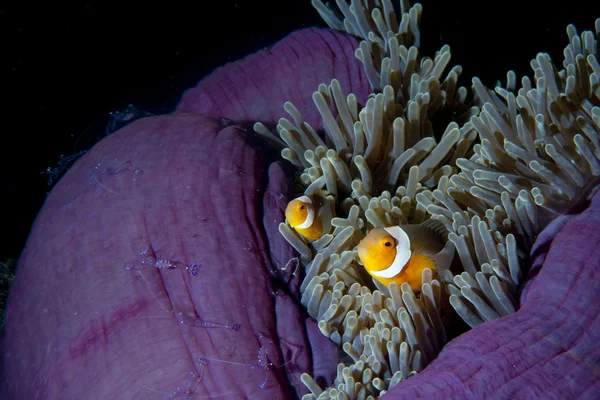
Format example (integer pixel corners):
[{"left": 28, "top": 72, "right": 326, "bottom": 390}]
[{"left": 255, "top": 1, "right": 600, "bottom": 398}]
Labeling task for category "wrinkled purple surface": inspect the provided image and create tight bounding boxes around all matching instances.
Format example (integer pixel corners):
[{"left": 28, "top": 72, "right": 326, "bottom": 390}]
[
  {"left": 5, "top": 115, "right": 301, "bottom": 399},
  {"left": 384, "top": 192, "right": 600, "bottom": 399},
  {"left": 4, "top": 26, "right": 600, "bottom": 400},
  {"left": 176, "top": 28, "right": 371, "bottom": 127},
  {"left": 3, "top": 28, "right": 366, "bottom": 400}
]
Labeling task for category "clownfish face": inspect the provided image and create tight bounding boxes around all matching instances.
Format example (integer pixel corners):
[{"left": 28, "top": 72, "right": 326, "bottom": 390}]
[
  {"left": 285, "top": 196, "right": 314, "bottom": 228},
  {"left": 357, "top": 228, "right": 397, "bottom": 272},
  {"left": 285, "top": 195, "right": 323, "bottom": 241},
  {"left": 357, "top": 227, "right": 412, "bottom": 277}
]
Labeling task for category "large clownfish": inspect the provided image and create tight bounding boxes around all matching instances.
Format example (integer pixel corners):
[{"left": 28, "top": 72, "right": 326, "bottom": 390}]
[
  {"left": 357, "top": 220, "right": 454, "bottom": 292},
  {"left": 285, "top": 195, "right": 333, "bottom": 241}
]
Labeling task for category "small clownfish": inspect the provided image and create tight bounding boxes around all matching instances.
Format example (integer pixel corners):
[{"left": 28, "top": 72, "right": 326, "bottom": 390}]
[
  {"left": 357, "top": 220, "right": 454, "bottom": 292},
  {"left": 285, "top": 195, "right": 332, "bottom": 241}
]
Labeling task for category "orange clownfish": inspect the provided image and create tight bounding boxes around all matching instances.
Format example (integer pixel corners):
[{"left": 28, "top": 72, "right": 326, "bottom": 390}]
[
  {"left": 285, "top": 195, "right": 332, "bottom": 241},
  {"left": 357, "top": 221, "right": 454, "bottom": 292}
]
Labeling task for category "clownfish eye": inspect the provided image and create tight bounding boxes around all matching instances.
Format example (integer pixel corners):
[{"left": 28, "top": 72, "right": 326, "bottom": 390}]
[
  {"left": 384, "top": 241, "right": 392, "bottom": 247},
  {"left": 300, "top": 205, "right": 306, "bottom": 210}
]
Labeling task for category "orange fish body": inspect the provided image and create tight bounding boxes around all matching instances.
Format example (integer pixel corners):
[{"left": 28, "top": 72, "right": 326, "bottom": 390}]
[
  {"left": 357, "top": 222, "right": 453, "bottom": 292},
  {"left": 285, "top": 195, "right": 332, "bottom": 241},
  {"left": 373, "top": 252, "right": 439, "bottom": 291}
]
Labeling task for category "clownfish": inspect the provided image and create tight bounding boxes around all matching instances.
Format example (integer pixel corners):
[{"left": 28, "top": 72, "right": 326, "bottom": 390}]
[
  {"left": 357, "top": 220, "right": 454, "bottom": 292},
  {"left": 285, "top": 195, "right": 333, "bottom": 241}
]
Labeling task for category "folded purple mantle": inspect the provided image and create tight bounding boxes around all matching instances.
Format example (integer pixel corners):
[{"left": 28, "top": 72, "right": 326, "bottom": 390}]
[
  {"left": 3, "top": 26, "right": 600, "bottom": 400},
  {"left": 384, "top": 193, "right": 600, "bottom": 399},
  {"left": 2, "top": 28, "right": 370, "bottom": 400},
  {"left": 176, "top": 28, "right": 371, "bottom": 127}
]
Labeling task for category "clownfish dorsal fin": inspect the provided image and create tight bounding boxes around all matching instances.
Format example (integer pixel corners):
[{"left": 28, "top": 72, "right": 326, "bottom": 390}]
[{"left": 421, "top": 218, "right": 450, "bottom": 242}]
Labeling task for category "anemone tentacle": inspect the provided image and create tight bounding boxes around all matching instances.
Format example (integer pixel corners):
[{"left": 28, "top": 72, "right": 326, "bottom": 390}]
[{"left": 255, "top": 1, "right": 600, "bottom": 398}]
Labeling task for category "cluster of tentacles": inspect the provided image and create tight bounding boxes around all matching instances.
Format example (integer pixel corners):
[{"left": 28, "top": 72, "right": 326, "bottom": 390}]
[{"left": 254, "top": 1, "right": 600, "bottom": 399}]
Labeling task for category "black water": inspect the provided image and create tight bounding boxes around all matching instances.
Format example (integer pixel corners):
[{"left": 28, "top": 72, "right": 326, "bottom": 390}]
[{"left": 2, "top": 0, "right": 599, "bottom": 264}]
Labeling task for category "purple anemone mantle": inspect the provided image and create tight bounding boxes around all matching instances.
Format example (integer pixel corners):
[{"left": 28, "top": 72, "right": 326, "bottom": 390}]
[{"left": 3, "top": 28, "right": 600, "bottom": 399}]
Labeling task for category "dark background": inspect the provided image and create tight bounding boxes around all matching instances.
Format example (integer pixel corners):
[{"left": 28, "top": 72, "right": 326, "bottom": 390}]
[{"left": 2, "top": 0, "right": 599, "bottom": 262}]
